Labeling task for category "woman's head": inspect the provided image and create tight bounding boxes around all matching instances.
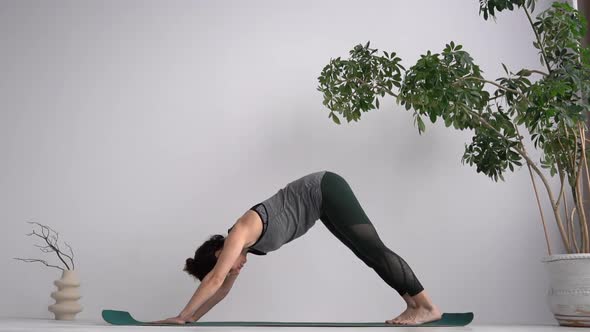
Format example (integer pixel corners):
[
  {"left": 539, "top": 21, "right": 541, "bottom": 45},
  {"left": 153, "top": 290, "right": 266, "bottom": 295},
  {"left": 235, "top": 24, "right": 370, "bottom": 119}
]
[{"left": 184, "top": 234, "right": 247, "bottom": 281}]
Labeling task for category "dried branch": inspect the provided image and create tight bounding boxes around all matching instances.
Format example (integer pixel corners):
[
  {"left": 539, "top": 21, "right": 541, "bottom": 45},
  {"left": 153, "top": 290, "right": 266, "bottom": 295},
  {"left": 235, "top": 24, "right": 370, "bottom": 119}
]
[
  {"left": 13, "top": 258, "right": 64, "bottom": 271},
  {"left": 64, "top": 242, "right": 75, "bottom": 270},
  {"left": 15, "top": 222, "right": 75, "bottom": 270}
]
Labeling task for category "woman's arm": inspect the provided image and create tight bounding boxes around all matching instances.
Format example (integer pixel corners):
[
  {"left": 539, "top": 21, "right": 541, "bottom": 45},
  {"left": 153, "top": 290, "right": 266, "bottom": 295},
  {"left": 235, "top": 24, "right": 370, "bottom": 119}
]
[
  {"left": 221, "top": 271, "right": 240, "bottom": 291},
  {"left": 176, "top": 273, "right": 222, "bottom": 320},
  {"left": 178, "top": 225, "right": 248, "bottom": 319},
  {"left": 190, "top": 287, "right": 230, "bottom": 321},
  {"left": 190, "top": 268, "right": 241, "bottom": 321},
  {"left": 149, "top": 285, "right": 229, "bottom": 324}
]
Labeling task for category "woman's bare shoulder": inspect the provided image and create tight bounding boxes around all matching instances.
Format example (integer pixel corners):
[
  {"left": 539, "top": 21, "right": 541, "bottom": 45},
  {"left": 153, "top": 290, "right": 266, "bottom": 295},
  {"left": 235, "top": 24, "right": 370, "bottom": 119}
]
[{"left": 230, "top": 210, "right": 263, "bottom": 248}]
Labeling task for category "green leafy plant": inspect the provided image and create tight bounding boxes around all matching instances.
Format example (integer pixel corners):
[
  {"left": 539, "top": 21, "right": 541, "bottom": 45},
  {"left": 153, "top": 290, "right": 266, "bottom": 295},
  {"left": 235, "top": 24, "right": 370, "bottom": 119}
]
[{"left": 318, "top": 0, "right": 590, "bottom": 255}]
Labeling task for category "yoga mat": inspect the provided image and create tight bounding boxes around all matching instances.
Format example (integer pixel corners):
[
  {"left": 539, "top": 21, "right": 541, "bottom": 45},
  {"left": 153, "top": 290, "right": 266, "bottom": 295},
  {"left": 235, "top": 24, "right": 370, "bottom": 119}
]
[{"left": 102, "top": 309, "right": 474, "bottom": 327}]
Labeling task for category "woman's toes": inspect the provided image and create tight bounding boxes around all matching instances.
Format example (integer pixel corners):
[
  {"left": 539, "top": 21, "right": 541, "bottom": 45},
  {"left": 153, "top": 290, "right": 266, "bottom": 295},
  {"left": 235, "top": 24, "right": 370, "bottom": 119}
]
[{"left": 386, "top": 317, "right": 401, "bottom": 324}]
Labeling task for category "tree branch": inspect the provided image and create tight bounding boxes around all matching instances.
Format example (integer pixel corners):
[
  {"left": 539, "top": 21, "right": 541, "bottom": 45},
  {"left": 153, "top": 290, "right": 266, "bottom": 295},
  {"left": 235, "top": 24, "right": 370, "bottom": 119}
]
[
  {"left": 64, "top": 242, "right": 75, "bottom": 270},
  {"left": 457, "top": 76, "right": 530, "bottom": 103},
  {"left": 26, "top": 222, "right": 71, "bottom": 270},
  {"left": 524, "top": 7, "right": 552, "bottom": 73},
  {"left": 13, "top": 258, "right": 64, "bottom": 271},
  {"left": 529, "top": 69, "right": 549, "bottom": 76}
]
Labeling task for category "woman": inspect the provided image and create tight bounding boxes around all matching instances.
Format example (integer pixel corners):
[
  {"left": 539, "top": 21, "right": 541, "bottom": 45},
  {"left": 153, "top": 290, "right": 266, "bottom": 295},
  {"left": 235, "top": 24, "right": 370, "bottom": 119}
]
[{"left": 154, "top": 171, "right": 442, "bottom": 325}]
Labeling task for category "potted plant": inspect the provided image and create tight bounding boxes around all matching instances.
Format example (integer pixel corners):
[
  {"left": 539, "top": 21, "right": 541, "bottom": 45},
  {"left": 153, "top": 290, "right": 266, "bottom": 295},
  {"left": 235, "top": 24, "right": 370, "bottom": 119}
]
[
  {"left": 14, "top": 222, "right": 83, "bottom": 320},
  {"left": 317, "top": 0, "right": 590, "bottom": 327}
]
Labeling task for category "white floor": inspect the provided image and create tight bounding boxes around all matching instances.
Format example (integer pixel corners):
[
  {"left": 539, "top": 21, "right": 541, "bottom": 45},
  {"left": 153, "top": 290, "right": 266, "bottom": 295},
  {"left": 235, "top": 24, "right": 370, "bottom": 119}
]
[{"left": 0, "top": 318, "right": 582, "bottom": 332}]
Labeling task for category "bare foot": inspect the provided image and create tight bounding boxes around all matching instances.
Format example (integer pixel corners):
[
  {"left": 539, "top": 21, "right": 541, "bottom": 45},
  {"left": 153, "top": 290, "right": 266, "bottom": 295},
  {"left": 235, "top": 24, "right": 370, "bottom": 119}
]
[
  {"left": 385, "top": 305, "right": 415, "bottom": 325},
  {"left": 386, "top": 305, "right": 442, "bottom": 325}
]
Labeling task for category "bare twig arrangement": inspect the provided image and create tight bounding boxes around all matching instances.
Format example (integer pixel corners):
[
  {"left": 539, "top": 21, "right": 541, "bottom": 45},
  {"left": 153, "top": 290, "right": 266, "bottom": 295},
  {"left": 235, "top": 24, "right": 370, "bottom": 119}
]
[{"left": 14, "top": 222, "right": 75, "bottom": 271}]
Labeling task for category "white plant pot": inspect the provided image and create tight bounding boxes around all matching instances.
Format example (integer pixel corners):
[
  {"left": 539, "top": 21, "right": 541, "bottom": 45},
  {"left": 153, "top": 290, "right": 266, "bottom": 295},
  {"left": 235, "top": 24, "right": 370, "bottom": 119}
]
[
  {"left": 48, "top": 269, "right": 83, "bottom": 320},
  {"left": 542, "top": 254, "right": 590, "bottom": 327}
]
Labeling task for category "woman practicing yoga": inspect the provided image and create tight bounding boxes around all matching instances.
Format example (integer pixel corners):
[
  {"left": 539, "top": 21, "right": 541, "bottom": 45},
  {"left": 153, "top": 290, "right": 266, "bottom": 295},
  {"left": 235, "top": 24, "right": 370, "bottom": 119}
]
[{"left": 154, "top": 170, "right": 442, "bottom": 325}]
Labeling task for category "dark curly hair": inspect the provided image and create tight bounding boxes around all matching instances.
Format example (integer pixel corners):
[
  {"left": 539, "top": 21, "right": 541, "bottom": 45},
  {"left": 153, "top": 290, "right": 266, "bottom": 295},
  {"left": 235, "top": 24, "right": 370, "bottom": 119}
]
[{"left": 184, "top": 234, "right": 226, "bottom": 281}]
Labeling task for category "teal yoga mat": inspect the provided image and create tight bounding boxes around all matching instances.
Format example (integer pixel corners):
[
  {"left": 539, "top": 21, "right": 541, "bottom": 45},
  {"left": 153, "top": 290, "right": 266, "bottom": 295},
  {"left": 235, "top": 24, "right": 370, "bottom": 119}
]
[{"left": 102, "top": 309, "right": 474, "bottom": 327}]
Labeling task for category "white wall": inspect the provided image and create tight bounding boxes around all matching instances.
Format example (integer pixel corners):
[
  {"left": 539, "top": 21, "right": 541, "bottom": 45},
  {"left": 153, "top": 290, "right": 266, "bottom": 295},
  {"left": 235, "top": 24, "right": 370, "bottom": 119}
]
[{"left": 0, "top": 0, "right": 565, "bottom": 325}]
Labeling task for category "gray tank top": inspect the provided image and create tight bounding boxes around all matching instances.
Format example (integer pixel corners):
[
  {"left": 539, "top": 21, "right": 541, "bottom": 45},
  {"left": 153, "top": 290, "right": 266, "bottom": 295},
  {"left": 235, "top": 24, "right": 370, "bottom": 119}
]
[{"left": 228, "top": 171, "right": 327, "bottom": 255}]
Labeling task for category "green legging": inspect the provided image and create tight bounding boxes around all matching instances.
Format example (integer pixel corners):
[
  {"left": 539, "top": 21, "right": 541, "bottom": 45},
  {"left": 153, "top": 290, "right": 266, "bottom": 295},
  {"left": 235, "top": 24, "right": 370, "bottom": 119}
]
[{"left": 319, "top": 171, "right": 424, "bottom": 297}]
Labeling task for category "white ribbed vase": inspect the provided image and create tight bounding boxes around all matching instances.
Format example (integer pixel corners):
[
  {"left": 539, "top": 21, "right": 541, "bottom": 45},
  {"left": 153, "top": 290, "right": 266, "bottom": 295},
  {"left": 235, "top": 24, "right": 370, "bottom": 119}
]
[
  {"left": 48, "top": 270, "right": 83, "bottom": 320},
  {"left": 542, "top": 254, "right": 590, "bottom": 327}
]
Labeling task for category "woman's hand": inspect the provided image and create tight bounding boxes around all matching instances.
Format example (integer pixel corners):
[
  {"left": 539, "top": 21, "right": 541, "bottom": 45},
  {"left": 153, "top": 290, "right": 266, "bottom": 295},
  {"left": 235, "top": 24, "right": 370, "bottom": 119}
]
[{"left": 150, "top": 315, "right": 195, "bottom": 325}]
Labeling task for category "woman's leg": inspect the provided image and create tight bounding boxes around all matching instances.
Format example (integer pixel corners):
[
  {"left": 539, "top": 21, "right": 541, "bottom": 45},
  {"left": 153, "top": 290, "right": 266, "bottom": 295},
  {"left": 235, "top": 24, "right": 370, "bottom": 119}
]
[
  {"left": 320, "top": 171, "right": 442, "bottom": 325},
  {"left": 320, "top": 171, "right": 424, "bottom": 297},
  {"left": 320, "top": 213, "right": 417, "bottom": 308}
]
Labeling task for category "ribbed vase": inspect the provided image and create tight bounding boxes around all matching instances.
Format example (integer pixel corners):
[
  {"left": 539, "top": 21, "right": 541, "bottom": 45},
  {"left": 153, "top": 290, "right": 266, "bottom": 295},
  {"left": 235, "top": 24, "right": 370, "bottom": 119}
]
[
  {"left": 48, "top": 269, "right": 83, "bottom": 320},
  {"left": 542, "top": 254, "right": 590, "bottom": 327}
]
